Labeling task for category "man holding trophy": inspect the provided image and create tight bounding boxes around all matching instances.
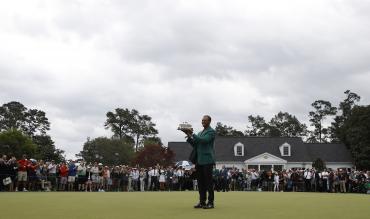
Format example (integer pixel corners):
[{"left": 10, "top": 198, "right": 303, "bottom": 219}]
[{"left": 178, "top": 115, "right": 216, "bottom": 209}]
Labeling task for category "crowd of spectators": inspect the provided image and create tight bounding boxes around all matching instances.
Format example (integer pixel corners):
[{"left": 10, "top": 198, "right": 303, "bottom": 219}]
[
  {"left": 0, "top": 154, "right": 369, "bottom": 194},
  {"left": 214, "top": 167, "right": 369, "bottom": 193}
]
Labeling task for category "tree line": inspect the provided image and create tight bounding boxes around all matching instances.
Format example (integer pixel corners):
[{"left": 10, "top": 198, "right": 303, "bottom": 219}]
[
  {"left": 0, "top": 102, "right": 170, "bottom": 167},
  {"left": 1, "top": 89, "right": 369, "bottom": 169},
  {"left": 78, "top": 107, "right": 169, "bottom": 167},
  {"left": 0, "top": 101, "right": 64, "bottom": 162},
  {"left": 216, "top": 91, "right": 359, "bottom": 142},
  {"left": 215, "top": 90, "right": 369, "bottom": 169}
]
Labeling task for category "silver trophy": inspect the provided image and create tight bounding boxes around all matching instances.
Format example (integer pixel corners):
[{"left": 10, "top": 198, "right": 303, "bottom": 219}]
[{"left": 177, "top": 122, "right": 193, "bottom": 132}]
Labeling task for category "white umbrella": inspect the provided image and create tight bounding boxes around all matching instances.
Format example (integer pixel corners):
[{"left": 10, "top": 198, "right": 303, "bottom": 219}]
[{"left": 176, "top": 160, "right": 193, "bottom": 167}]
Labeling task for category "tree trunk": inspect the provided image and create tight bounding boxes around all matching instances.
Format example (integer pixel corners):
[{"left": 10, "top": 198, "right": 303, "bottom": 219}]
[
  {"left": 319, "top": 122, "right": 322, "bottom": 143},
  {"left": 135, "top": 134, "right": 140, "bottom": 152}
]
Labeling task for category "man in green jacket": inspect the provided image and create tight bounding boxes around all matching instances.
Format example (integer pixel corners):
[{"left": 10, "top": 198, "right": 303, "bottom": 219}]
[{"left": 184, "top": 115, "right": 216, "bottom": 209}]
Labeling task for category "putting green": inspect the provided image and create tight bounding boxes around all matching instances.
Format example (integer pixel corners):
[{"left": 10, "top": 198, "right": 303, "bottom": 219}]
[{"left": 0, "top": 192, "right": 369, "bottom": 219}]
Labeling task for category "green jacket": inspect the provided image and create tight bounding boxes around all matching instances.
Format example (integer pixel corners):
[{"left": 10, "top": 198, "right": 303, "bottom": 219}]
[{"left": 187, "top": 126, "right": 216, "bottom": 165}]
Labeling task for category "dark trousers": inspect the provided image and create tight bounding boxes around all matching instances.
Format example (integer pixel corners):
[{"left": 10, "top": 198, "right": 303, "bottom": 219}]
[
  {"left": 305, "top": 179, "right": 311, "bottom": 192},
  {"left": 150, "top": 176, "right": 158, "bottom": 191},
  {"left": 196, "top": 164, "right": 214, "bottom": 204}
]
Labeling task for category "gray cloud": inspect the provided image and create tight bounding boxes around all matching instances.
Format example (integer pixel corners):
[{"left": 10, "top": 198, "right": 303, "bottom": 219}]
[{"left": 0, "top": 0, "right": 369, "bottom": 158}]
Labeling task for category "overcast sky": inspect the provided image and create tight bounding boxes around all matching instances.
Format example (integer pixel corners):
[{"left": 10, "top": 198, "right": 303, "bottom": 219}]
[{"left": 1, "top": 0, "right": 369, "bottom": 158}]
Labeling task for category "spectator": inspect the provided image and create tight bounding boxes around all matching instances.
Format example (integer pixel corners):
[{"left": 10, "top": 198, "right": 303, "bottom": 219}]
[
  {"left": 0, "top": 155, "right": 8, "bottom": 191},
  {"left": 111, "top": 166, "right": 121, "bottom": 192},
  {"left": 250, "top": 169, "right": 258, "bottom": 191},
  {"left": 90, "top": 162, "right": 100, "bottom": 191},
  {"left": 27, "top": 160, "right": 38, "bottom": 191},
  {"left": 274, "top": 171, "right": 279, "bottom": 192},
  {"left": 127, "top": 167, "right": 133, "bottom": 192},
  {"left": 59, "top": 162, "right": 68, "bottom": 191},
  {"left": 304, "top": 169, "right": 312, "bottom": 192},
  {"left": 176, "top": 167, "right": 184, "bottom": 191},
  {"left": 103, "top": 166, "right": 111, "bottom": 191},
  {"left": 1, "top": 153, "right": 369, "bottom": 194},
  {"left": 139, "top": 168, "right": 146, "bottom": 192},
  {"left": 159, "top": 167, "right": 166, "bottom": 191},
  {"left": 131, "top": 168, "right": 139, "bottom": 191},
  {"left": 98, "top": 163, "right": 104, "bottom": 191},
  {"left": 77, "top": 162, "right": 87, "bottom": 191},
  {"left": 166, "top": 167, "right": 174, "bottom": 191},
  {"left": 48, "top": 160, "right": 57, "bottom": 191},
  {"left": 16, "top": 154, "right": 29, "bottom": 192},
  {"left": 68, "top": 161, "right": 77, "bottom": 191},
  {"left": 322, "top": 169, "right": 329, "bottom": 192},
  {"left": 150, "top": 166, "right": 159, "bottom": 191},
  {"left": 7, "top": 157, "right": 17, "bottom": 192},
  {"left": 85, "top": 165, "right": 92, "bottom": 192},
  {"left": 122, "top": 166, "right": 129, "bottom": 191},
  {"left": 338, "top": 169, "right": 347, "bottom": 193}
]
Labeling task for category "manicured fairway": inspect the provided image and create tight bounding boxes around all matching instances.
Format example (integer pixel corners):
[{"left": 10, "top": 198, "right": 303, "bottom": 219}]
[{"left": 0, "top": 192, "right": 369, "bottom": 219}]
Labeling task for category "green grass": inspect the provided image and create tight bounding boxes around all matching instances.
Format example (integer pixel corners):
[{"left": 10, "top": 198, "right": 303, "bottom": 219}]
[{"left": 0, "top": 192, "right": 369, "bottom": 219}]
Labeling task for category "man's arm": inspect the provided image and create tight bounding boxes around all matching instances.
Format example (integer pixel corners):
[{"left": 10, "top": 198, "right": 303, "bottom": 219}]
[
  {"left": 192, "top": 129, "right": 215, "bottom": 144},
  {"left": 186, "top": 136, "right": 195, "bottom": 147}
]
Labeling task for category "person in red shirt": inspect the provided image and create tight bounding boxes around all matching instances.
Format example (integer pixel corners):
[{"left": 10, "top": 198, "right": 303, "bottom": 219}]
[
  {"left": 59, "top": 163, "right": 69, "bottom": 191},
  {"left": 16, "top": 154, "right": 29, "bottom": 192}
]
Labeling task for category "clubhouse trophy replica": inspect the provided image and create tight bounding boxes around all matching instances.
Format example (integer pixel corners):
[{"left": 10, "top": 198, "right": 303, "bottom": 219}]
[{"left": 177, "top": 122, "right": 193, "bottom": 133}]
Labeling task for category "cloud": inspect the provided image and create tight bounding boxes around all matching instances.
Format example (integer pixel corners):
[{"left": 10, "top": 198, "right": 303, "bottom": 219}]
[{"left": 0, "top": 0, "right": 369, "bottom": 158}]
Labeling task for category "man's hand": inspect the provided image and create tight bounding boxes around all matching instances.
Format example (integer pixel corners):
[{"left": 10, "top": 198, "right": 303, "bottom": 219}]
[
  {"left": 180, "top": 128, "right": 193, "bottom": 137},
  {"left": 185, "top": 128, "right": 193, "bottom": 136}
]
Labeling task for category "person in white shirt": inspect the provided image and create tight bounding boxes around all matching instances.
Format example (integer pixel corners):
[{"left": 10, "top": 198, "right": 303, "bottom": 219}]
[
  {"left": 321, "top": 170, "right": 329, "bottom": 192},
  {"left": 147, "top": 167, "right": 153, "bottom": 190},
  {"left": 128, "top": 168, "right": 133, "bottom": 192},
  {"left": 176, "top": 168, "right": 184, "bottom": 191},
  {"left": 77, "top": 162, "right": 87, "bottom": 191},
  {"left": 150, "top": 167, "right": 159, "bottom": 191},
  {"left": 304, "top": 169, "right": 312, "bottom": 192},
  {"left": 274, "top": 172, "right": 279, "bottom": 192},
  {"left": 139, "top": 168, "right": 146, "bottom": 192},
  {"left": 85, "top": 165, "right": 92, "bottom": 192},
  {"left": 90, "top": 162, "right": 100, "bottom": 191},
  {"left": 47, "top": 161, "right": 57, "bottom": 191},
  {"left": 251, "top": 170, "right": 259, "bottom": 191},
  {"left": 132, "top": 168, "right": 139, "bottom": 191},
  {"left": 159, "top": 168, "right": 166, "bottom": 191}
]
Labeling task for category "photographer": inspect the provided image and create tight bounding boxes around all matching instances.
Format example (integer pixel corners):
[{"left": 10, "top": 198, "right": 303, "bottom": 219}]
[{"left": 0, "top": 155, "right": 8, "bottom": 191}]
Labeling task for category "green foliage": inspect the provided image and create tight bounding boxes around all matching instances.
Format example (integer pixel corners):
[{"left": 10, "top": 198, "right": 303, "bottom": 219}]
[
  {"left": 79, "top": 137, "right": 135, "bottom": 165},
  {"left": 104, "top": 108, "right": 134, "bottom": 140},
  {"left": 269, "top": 112, "right": 308, "bottom": 137},
  {"left": 312, "top": 158, "right": 326, "bottom": 171},
  {"left": 132, "top": 144, "right": 174, "bottom": 168},
  {"left": 142, "top": 136, "right": 163, "bottom": 146},
  {"left": 32, "top": 135, "right": 65, "bottom": 163},
  {"left": 215, "top": 122, "right": 244, "bottom": 137},
  {"left": 0, "top": 101, "right": 50, "bottom": 136},
  {"left": 341, "top": 105, "right": 370, "bottom": 170},
  {"left": 0, "top": 101, "right": 64, "bottom": 160},
  {"left": 245, "top": 115, "right": 269, "bottom": 136},
  {"left": 245, "top": 112, "right": 307, "bottom": 137},
  {"left": 308, "top": 100, "right": 337, "bottom": 143},
  {"left": 0, "top": 129, "right": 37, "bottom": 158},
  {"left": 104, "top": 108, "right": 158, "bottom": 151},
  {"left": 330, "top": 90, "right": 361, "bottom": 143}
]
